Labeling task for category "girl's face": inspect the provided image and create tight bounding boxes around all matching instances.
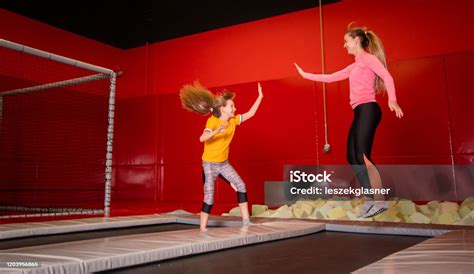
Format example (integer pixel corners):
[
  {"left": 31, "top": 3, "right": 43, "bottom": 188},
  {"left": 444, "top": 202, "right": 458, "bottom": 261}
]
[
  {"left": 343, "top": 33, "right": 359, "bottom": 55},
  {"left": 221, "top": 99, "right": 236, "bottom": 118}
]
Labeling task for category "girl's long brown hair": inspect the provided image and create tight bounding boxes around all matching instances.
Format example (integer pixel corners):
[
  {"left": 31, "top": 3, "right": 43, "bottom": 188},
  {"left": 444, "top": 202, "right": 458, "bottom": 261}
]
[{"left": 179, "top": 81, "right": 235, "bottom": 117}]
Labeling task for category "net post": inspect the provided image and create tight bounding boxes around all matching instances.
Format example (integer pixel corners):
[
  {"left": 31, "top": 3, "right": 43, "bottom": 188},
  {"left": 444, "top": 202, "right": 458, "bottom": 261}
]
[{"left": 104, "top": 73, "right": 116, "bottom": 218}]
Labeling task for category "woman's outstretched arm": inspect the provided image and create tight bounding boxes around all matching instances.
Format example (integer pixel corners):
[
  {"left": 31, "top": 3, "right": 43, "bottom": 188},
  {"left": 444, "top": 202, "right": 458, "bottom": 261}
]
[{"left": 294, "top": 62, "right": 354, "bottom": 83}]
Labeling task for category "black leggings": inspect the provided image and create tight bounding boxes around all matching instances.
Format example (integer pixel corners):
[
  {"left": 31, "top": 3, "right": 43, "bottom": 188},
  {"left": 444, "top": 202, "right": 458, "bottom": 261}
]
[{"left": 346, "top": 102, "right": 382, "bottom": 197}]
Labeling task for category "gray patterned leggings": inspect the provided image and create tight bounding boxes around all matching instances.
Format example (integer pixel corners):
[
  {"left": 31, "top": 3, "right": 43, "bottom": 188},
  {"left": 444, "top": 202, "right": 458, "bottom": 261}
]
[{"left": 201, "top": 160, "right": 247, "bottom": 213}]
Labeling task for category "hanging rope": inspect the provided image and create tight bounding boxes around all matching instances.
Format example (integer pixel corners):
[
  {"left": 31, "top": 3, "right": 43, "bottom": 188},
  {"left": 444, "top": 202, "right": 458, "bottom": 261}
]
[{"left": 319, "top": 0, "right": 331, "bottom": 153}]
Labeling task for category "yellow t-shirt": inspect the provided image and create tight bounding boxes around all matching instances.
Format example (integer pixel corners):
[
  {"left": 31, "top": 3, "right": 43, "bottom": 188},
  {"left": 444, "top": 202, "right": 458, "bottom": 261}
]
[{"left": 202, "top": 114, "right": 242, "bottom": 162}]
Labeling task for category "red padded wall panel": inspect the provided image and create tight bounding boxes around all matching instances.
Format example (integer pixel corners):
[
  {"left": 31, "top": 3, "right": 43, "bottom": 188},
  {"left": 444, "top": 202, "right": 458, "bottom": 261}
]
[
  {"left": 114, "top": 96, "right": 157, "bottom": 166},
  {"left": 112, "top": 164, "right": 157, "bottom": 213},
  {"left": 373, "top": 57, "right": 451, "bottom": 159},
  {"left": 160, "top": 164, "right": 203, "bottom": 203},
  {"left": 445, "top": 52, "right": 474, "bottom": 156},
  {"left": 228, "top": 78, "right": 318, "bottom": 162}
]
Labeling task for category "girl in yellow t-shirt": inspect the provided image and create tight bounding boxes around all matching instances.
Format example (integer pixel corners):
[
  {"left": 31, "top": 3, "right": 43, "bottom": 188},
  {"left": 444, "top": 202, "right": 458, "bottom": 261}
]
[{"left": 180, "top": 82, "right": 263, "bottom": 231}]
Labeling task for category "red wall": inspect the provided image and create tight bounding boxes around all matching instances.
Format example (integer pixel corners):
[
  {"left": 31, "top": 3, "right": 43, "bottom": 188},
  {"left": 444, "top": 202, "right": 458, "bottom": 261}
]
[
  {"left": 114, "top": 0, "right": 474, "bottom": 214},
  {"left": 118, "top": 0, "right": 474, "bottom": 97},
  {"left": 2, "top": 0, "right": 474, "bottom": 218}
]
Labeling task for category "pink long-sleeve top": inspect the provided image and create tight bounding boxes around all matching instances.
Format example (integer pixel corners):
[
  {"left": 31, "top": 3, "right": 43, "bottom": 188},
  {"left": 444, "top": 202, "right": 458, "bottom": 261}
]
[{"left": 301, "top": 51, "right": 396, "bottom": 109}]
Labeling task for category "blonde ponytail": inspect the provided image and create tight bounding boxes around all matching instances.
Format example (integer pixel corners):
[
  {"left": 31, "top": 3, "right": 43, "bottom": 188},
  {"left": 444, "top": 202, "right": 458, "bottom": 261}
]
[
  {"left": 366, "top": 31, "right": 387, "bottom": 93},
  {"left": 347, "top": 23, "right": 388, "bottom": 94}
]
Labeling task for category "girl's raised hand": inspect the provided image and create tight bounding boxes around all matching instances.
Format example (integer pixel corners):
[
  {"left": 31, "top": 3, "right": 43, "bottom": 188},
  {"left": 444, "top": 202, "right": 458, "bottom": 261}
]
[{"left": 257, "top": 82, "right": 263, "bottom": 98}]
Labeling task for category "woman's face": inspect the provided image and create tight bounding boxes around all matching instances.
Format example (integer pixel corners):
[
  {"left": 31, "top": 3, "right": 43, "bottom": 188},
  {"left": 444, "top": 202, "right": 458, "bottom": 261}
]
[
  {"left": 343, "top": 33, "right": 359, "bottom": 55},
  {"left": 221, "top": 99, "right": 236, "bottom": 118}
]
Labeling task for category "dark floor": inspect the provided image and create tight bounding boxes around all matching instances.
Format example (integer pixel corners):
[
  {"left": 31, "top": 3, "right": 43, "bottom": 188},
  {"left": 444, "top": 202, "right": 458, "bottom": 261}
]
[
  {"left": 0, "top": 223, "right": 196, "bottom": 250},
  {"left": 103, "top": 231, "right": 428, "bottom": 274}
]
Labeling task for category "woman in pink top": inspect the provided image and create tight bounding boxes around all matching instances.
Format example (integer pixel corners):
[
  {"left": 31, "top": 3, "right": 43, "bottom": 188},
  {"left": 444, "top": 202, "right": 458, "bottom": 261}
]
[{"left": 295, "top": 24, "right": 404, "bottom": 218}]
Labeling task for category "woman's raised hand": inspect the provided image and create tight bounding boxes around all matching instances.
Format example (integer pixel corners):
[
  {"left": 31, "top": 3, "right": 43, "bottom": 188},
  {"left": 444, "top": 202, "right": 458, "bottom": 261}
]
[{"left": 294, "top": 63, "right": 305, "bottom": 76}]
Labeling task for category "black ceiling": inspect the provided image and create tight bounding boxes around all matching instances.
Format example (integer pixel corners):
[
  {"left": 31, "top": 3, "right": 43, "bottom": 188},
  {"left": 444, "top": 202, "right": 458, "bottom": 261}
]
[{"left": 1, "top": 0, "right": 340, "bottom": 49}]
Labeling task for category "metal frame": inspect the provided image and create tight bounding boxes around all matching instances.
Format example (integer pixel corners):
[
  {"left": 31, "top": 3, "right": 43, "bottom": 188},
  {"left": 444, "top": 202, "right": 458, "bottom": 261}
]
[{"left": 0, "top": 39, "right": 116, "bottom": 218}]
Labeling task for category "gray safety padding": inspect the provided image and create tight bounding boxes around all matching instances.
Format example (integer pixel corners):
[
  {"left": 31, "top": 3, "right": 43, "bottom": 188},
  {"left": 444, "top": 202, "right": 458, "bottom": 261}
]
[
  {"left": 325, "top": 223, "right": 449, "bottom": 237},
  {"left": 0, "top": 215, "right": 177, "bottom": 240},
  {"left": 173, "top": 213, "right": 244, "bottom": 227},
  {"left": 353, "top": 229, "right": 474, "bottom": 273},
  {"left": 0, "top": 221, "right": 325, "bottom": 274}
]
